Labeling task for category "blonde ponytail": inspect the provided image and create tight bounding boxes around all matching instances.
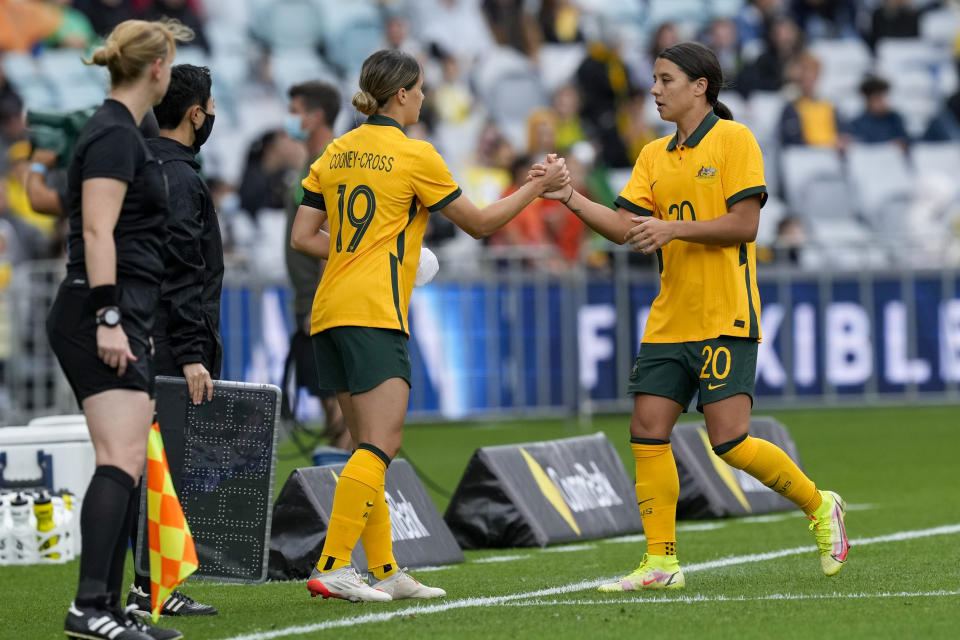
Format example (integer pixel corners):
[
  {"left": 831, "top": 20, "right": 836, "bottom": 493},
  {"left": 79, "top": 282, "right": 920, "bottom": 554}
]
[
  {"left": 84, "top": 19, "right": 194, "bottom": 88},
  {"left": 352, "top": 90, "right": 380, "bottom": 116}
]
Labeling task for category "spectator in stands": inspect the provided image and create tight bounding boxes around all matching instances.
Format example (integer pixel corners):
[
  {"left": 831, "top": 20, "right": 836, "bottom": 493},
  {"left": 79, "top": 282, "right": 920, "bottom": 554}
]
[
  {"left": 462, "top": 122, "right": 514, "bottom": 208},
  {"left": 0, "top": 174, "right": 46, "bottom": 263},
  {"left": 634, "top": 22, "right": 680, "bottom": 90},
  {"left": 73, "top": 0, "right": 136, "bottom": 37},
  {"left": 538, "top": 0, "right": 584, "bottom": 44},
  {"left": 238, "top": 129, "right": 306, "bottom": 218},
  {"left": 433, "top": 52, "right": 473, "bottom": 125},
  {"left": 735, "top": 0, "right": 785, "bottom": 61},
  {"left": 576, "top": 29, "right": 635, "bottom": 167},
  {"left": 701, "top": 17, "right": 742, "bottom": 88},
  {"left": 552, "top": 83, "right": 586, "bottom": 151},
  {"left": 0, "top": 70, "right": 24, "bottom": 157},
  {"left": 488, "top": 156, "right": 553, "bottom": 265},
  {"left": 527, "top": 107, "right": 559, "bottom": 158},
  {"left": 619, "top": 87, "right": 660, "bottom": 163},
  {"left": 772, "top": 215, "right": 805, "bottom": 265},
  {"left": 865, "top": 0, "right": 921, "bottom": 50},
  {"left": 848, "top": 75, "right": 909, "bottom": 149},
  {"left": 789, "top": 0, "right": 857, "bottom": 41},
  {"left": 923, "top": 62, "right": 960, "bottom": 141},
  {"left": 0, "top": 0, "right": 92, "bottom": 51},
  {"left": 4, "top": 141, "right": 58, "bottom": 244},
  {"left": 778, "top": 52, "right": 845, "bottom": 149},
  {"left": 382, "top": 12, "right": 423, "bottom": 58},
  {"left": 141, "top": 0, "right": 211, "bottom": 53},
  {"left": 482, "top": 0, "right": 541, "bottom": 60},
  {"left": 737, "top": 15, "right": 804, "bottom": 96}
]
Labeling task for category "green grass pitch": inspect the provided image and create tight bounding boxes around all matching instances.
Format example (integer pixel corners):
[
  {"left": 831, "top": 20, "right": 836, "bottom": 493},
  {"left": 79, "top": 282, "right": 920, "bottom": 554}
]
[{"left": 3, "top": 406, "right": 959, "bottom": 639}]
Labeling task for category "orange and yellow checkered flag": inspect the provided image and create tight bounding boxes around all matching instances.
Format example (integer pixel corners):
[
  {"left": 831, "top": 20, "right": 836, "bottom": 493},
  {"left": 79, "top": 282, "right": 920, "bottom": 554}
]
[{"left": 146, "top": 422, "right": 198, "bottom": 622}]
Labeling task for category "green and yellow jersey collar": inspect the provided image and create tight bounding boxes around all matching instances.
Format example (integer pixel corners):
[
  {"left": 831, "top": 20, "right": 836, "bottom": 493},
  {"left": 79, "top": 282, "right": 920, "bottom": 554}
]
[
  {"left": 666, "top": 110, "right": 720, "bottom": 151},
  {"left": 366, "top": 114, "right": 404, "bottom": 131}
]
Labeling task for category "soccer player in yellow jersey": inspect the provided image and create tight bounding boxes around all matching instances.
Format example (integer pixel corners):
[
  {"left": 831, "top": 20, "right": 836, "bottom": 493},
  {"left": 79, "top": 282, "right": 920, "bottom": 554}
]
[
  {"left": 542, "top": 42, "right": 849, "bottom": 591},
  {"left": 290, "top": 49, "right": 569, "bottom": 602}
]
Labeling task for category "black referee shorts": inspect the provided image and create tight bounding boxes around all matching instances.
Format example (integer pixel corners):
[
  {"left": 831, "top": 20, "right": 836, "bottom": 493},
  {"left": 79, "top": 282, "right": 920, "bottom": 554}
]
[{"left": 47, "top": 279, "right": 158, "bottom": 404}]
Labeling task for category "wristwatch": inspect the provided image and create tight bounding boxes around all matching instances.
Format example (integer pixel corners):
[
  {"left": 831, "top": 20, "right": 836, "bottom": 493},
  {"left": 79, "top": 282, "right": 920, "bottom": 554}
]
[{"left": 95, "top": 306, "right": 122, "bottom": 328}]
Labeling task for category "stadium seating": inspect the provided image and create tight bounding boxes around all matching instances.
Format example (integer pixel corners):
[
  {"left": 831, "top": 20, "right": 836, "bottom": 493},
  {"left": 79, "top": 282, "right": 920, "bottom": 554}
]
[
  {"left": 845, "top": 142, "right": 914, "bottom": 235},
  {"left": 779, "top": 146, "right": 844, "bottom": 215}
]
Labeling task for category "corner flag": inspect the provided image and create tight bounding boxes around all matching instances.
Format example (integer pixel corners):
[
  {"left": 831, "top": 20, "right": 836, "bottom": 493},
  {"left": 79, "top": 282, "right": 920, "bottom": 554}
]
[{"left": 146, "top": 421, "right": 198, "bottom": 621}]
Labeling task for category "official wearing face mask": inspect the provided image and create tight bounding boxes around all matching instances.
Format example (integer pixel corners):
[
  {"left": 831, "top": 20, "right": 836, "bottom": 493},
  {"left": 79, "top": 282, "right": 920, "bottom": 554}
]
[{"left": 123, "top": 64, "right": 224, "bottom": 617}]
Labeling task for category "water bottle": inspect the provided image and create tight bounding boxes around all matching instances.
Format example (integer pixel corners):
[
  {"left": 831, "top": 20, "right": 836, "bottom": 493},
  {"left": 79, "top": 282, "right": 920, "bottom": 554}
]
[
  {"left": 0, "top": 493, "right": 11, "bottom": 564},
  {"left": 34, "top": 491, "right": 59, "bottom": 560},
  {"left": 9, "top": 493, "right": 37, "bottom": 564}
]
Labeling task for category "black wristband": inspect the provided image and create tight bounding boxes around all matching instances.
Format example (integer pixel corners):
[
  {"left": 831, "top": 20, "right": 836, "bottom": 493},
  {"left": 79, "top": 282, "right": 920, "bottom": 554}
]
[{"left": 89, "top": 284, "right": 118, "bottom": 311}]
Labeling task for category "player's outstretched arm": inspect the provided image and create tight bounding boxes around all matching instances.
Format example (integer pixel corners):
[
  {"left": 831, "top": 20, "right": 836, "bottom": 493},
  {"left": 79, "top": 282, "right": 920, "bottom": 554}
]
[
  {"left": 439, "top": 155, "right": 569, "bottom": 239},
  {"left": 541, "top": 183, "right": 636, "bottom": 245},
  {"left": 290, "top": 203, "right": 331, "bottom": 259}
]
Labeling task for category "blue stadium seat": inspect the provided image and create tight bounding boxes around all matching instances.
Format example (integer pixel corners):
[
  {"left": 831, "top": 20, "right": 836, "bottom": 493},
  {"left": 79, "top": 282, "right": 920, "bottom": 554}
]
[
  {"left": 779, "top": 146, "right": 845, "bottom": 214},
  {"left": 845, "top": 142, "right": 914, "bottom": 230},
  {"left": 52, "top": 81, "right": 105, "bottom": 112},
  {"left": 316, "top": 0, "right": 381, "bottom": 75},
  {"left": 538, "top": 43, "right": 586, "bottom": 94},
  {"left": 269, "top": 49, "right": 339, "bottom": 96},
  {"left": 173, "top": 46, "right": 210, "bottom": 69},
  {"left": 473, "top": 47, "right": 547, "bottom": 142},
  {"left": 251, "top": 0, "right": 324, "bottom": 51}
]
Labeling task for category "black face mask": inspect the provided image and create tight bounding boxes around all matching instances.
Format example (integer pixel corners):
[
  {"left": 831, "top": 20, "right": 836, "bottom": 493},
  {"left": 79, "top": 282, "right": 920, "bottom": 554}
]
[{"left": 192, "top": 109, "right": 214, "bottom": 152}]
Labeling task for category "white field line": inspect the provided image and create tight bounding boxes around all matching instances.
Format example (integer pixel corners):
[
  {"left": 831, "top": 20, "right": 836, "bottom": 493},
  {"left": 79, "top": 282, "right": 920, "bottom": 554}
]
[
  {"left": 541, "top": 544, "right": 596, "bottom": 553},
  {"left": 503, "top": 589, "right": 960, "bottom": 607},
  {"left": 472, "top": 554, "right": 531, "bottom": 563},
  {"left": 219, "top": 523, "right": 960, "bottom": 640}
]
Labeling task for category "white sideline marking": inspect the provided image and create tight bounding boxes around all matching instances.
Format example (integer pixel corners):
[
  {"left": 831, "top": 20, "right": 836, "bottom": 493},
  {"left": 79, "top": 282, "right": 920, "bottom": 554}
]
[
  {"left": 505, "top": 589, "right": 960, "bottom": 607},
  {"left": 472, "top": 554, "right": 531, "bottom": 564},
  {"left": 676, "top": 522, "right": 727, "bottom": 532},
  {"left": 604, "top": 534, "right": 645, "bottom": 544},
  {"left": 541, "top": 544, "right": 596, "bottom": 553},
  {"left": 603, "top": 522, "right": 725, "bottom": 545},
  {"left": 411, "top": 565, "right": 453, "bottom": 573},
  {"left": 219, "top": 523, "right": 960, "bottom": 640}
]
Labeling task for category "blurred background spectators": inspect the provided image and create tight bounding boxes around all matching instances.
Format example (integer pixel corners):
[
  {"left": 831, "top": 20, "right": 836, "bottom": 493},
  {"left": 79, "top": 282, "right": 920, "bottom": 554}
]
[{"left": 2, "top": 0, "right": 960, "bottom": 277}]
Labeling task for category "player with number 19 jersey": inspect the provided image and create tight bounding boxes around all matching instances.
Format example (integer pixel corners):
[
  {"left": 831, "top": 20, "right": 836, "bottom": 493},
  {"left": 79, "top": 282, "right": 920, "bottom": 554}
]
[{"left": 300, "top": 114, "right": 461, "bottom": 336}]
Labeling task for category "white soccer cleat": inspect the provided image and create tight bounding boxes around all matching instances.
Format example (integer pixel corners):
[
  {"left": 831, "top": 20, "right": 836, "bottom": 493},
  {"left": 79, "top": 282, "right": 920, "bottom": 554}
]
[
  {"left": 306, "top": 565, "right": 392, "bottom": 603},
  {"left": 371, "top": 568, "right": 446, "bottom": 599}
]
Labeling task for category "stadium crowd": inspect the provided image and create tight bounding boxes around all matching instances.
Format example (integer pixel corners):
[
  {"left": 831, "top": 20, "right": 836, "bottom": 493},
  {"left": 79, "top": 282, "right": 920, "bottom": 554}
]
[{"left": 2, "top": 0, "right": 960, "bottom": 282}]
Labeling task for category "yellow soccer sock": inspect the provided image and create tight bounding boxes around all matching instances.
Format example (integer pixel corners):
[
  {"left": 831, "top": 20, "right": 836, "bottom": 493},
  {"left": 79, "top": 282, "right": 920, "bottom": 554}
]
[
  {"left": 715, "top": 435, "right": 822, "bottom": 516},
  {"left": 631, "top": 440, "right": 679, "bottom": 556},
  {"left": 316, "top": 446, "right": 388, "bottom": 572},
  {"left": 362, "top": 482, "right": 397, "bottom": 580}
]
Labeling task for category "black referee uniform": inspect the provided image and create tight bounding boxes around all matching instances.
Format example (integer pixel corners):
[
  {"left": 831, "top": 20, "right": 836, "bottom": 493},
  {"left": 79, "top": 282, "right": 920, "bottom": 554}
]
[{"left": 47, "top": 99, "right": 167, "bottom": 402}]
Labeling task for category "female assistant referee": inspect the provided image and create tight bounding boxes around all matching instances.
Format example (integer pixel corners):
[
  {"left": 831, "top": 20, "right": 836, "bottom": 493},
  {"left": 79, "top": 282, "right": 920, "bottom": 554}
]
[
  {"left": 290, "top": 48, "right": 569, "bottom": 602},
  {"left": 46, "top": 19, "right": 192, "bottom": 640},
  {"left": 541, "top": 42, "right": 849, "bottom": 591}
]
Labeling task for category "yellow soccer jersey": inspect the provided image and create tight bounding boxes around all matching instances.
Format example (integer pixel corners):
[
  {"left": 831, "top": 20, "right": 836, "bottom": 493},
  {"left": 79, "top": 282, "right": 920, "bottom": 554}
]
[
  {"left": 301, "top": 114, "right": 461, "bottom": 335},
  {"left": 615, "top": 112, "right": 767, "bottom": 343}
]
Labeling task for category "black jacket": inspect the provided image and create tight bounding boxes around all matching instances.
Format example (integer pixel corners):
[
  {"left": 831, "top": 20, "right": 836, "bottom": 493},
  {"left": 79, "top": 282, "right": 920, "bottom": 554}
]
[{"left": 149, "top": 137, "right": 224, "bottom": 377}]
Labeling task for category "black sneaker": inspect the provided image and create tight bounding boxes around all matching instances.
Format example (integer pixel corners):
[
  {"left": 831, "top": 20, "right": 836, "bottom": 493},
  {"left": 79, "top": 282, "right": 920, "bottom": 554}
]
[
  {"left": 127, "top": 585, "right": 218, "bottom": 617},
  {"left": 116, "top": 605, "right": 183, "bottom": 640},
  {"left": 64, "top": 601, "right": 152, "bottom": 640}
]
